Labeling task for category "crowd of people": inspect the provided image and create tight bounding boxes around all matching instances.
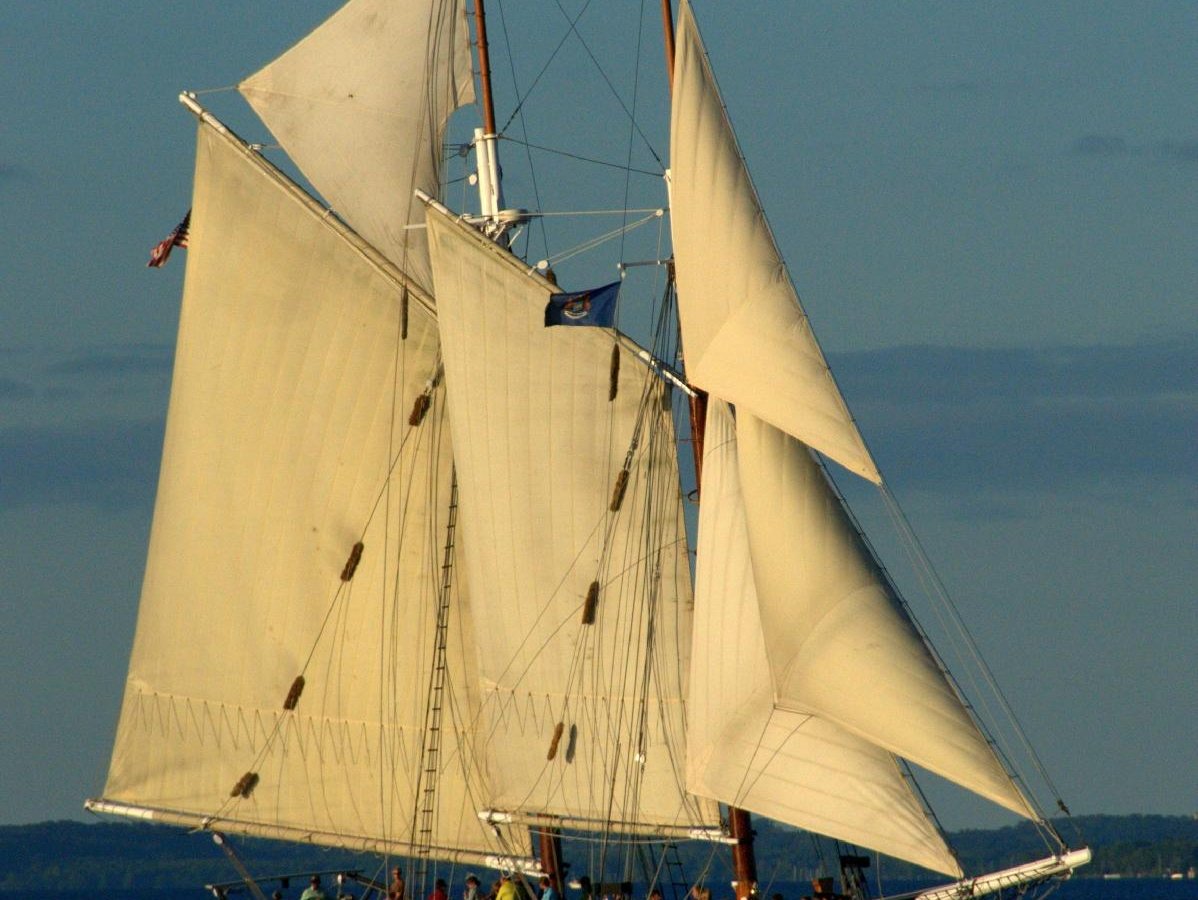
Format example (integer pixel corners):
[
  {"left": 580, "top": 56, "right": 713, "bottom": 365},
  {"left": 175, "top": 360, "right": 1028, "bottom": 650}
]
[
  {"left": 281, "top": 868, "right": 735, "bottom": 900},
  {"left": 385, "top": 868, "right": 563, "bottom": 900}
]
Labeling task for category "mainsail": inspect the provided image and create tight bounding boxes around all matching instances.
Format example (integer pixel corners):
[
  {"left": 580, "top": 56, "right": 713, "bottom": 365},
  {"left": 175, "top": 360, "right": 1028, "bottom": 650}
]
[
  {"left": 239, "top": 0, "right": 475, "bottom": 289},
  {"left": 92, "top": 112, "right": 510, "bottom": 863},
  {"left": 425, "top": 203, "right": 717, "bottom": 834}
]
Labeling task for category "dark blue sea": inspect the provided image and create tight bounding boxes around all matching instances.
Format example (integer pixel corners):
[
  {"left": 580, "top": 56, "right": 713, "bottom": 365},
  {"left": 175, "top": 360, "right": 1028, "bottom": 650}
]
[{"left": 32, "top": 882, "right": 1198, "bottom": 900}]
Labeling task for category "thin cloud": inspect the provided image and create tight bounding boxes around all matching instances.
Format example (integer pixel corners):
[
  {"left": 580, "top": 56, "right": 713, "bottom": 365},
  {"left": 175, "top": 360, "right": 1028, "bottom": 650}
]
[
  {"left": 1070, "top": 135, "right": 1130, "bottom": 158},
  {"left": 833, "top": 336, "right": 1196, "bottom": 495},
  {"left": 0, "top": 418, "right": 162, "bottom": 511},
  {"left": 46, "top": 343, "right": 173, "bottom": 379},
  {"left": 1069, "top": 135, "right": 1198, "bottom": 165},
  {"left": 0, "top": 162, "right": 31, "bottom": 185},
  {"left": 1154, "top": 140, "right": 1198, "bottom": 163},
  {"left": 914, "top": 79, "right": 985, "bottom": 96},
  {"left": 0, "top": 377, "right": 36, "bottom": 399}
]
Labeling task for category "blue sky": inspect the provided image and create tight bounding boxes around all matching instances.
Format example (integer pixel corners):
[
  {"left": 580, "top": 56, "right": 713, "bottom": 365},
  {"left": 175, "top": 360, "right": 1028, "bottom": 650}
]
[{"left": 1, "top": 1, "right": 1194, "bottom": 834}]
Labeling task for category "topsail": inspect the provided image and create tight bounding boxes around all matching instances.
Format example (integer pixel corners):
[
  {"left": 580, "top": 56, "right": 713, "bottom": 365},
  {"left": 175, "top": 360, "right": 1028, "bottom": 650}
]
[{"left": 239, "top": 0, "right": 475, "bottom": 288}]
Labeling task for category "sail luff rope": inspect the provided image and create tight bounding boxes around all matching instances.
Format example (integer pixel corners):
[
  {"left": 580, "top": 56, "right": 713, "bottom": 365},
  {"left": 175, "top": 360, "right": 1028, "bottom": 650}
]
[
  {"left": 500, "top": 137, "right": 662, "bottom": 178},
  {"left": 643, "top": 275, "right": 703, "bottom": 822},
  {"left": 639, "top": 272, "right": 693, "bottom": 818},
  {"left": 543, "top": 211, "right": 662, "bottom": 268},
  {"left": 536, "top": 208, "right": 667, "bottom": 216},
  {"left": 877, "top": 486, "right": 1049, "bottom": 836},
  {"left": 870, "top": 482, "right": 1041, "bottom": 808},
  {"left": 377, "top": 180, "right": 414, "bottom": 858},
  {"left": 811, "top": 450, "right": 1062, "bottom": 855},
  {"left": 614, "top": 343, "right": 675, "bottom": 865},
  {"left": 495, "top": 0, "right": 665, "bottom": 172},
  {"left": 568, "top": 336, "right": 692, "bottom": 877},
  {"left": 590, "top": 377, "right": 648, "bottom": 882},
  {"left": 494, "top": 0, "right": 589, "bottom": 135},
  {"left": 876, "top": 482, "right": 1071, "bottom": 846}
]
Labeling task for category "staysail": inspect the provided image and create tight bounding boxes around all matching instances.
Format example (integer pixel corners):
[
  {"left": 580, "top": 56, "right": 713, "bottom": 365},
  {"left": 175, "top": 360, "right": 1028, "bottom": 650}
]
[
  {"left": 92, "top": 112, "right": 510, "bottom": 863},
  {"left": 731, "top": 411, "right": 1034, "bottom": 821},
  {"left": 688, "top": 392, "right": 1038, "bottom": 872},
  {"left": 690, "top": 399, "right": 962, "bottom": 877},
  {"left": 669, "top": 0, "right": 879, "bottom": 484},
  {"left": 239, "top": 0, "right": 475, "bottom": 289},
  {"left": 425, "top": 203, "right": 718, "bottom": 834}
]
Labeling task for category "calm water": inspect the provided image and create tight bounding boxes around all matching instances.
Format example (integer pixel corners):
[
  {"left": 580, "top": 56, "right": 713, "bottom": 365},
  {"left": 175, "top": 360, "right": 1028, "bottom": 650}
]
[{"left": 33, "top": 883, "right": 1198, "bottom": 900}]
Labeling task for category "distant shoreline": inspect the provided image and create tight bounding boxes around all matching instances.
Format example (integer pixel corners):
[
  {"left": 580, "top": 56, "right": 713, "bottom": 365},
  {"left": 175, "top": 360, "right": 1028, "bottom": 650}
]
[{"left": 0, "top": 814, "right": 1194, "bottom": 891}]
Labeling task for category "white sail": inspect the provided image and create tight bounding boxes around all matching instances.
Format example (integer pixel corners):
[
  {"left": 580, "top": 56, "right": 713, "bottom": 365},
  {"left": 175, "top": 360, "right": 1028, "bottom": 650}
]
[
  {"left": 425, "top": 204, "right": 717, "bottom": 833},
  {"left": 732, "top": 409, "right": 1036, "bottom": 820},
  {"left": 690, "top": 399, "right": 963, "bottom": 877},
  {"left": 91, "top": 2, "right": 1093, "bottom": 892},
  {"left": 239, "top": 0, "right": 475, "bottom": 289},
  {"left": 96, "top": 113, "right": 507, "bottom": 862},
  {"left": 669, "top": 1, "right": 880, "bottom": 484}
]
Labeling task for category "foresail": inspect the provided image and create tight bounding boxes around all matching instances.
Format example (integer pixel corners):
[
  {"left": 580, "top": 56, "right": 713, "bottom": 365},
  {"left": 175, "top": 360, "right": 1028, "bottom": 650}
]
[
  {"left": 239, "top": 0, "right": 475, "bottom": 289},
  {"left": 669, "top": 1, "right": 880, "bottom": 484},
  {"left": 97, "top": 113, "right": 508, "bottom": 861},
  {"left": 733, "top": 409, "right": 1036, "bottom": 821},
  {"left": 690, "top": 400, "right": 962, "bottom": 878},
  {"left": 425, "top": 205, "right": 717, "bottom": 834}
]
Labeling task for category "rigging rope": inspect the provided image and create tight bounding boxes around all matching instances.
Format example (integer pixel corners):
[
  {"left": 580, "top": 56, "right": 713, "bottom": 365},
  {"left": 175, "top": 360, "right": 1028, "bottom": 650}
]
[{"left": 877, "top": 481, "right": 1072, "bottom": 848}]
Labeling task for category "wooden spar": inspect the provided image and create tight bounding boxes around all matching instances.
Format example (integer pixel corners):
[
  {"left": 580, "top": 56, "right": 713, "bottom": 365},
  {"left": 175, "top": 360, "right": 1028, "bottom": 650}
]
[
  {"left": 688, "top": 389, "right": 708, "bottom": 495},
  {"left": 473, "top": 0, "right": 498, "bottom": 136},
  {"left": 659, "top": 3, "right": 756, "bottom": 898},
  {"left": 728, "top": 807, "right": 758, "bottom": 900},
  {"left": 538, "top": 828, "right": 565, "bottom": 895},
  {"left": 659, "top": 0, "right": 676, "bottom": 91}
]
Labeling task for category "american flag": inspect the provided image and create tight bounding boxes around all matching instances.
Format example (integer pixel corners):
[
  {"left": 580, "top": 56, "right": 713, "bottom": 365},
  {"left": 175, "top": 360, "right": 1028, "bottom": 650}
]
[{"left": 147, "top": 210, "right": 191, "bottom": 268}]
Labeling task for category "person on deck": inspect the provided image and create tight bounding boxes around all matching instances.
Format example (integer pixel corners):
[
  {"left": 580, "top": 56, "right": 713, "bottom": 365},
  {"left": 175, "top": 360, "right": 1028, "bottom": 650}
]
[
  {"left": 430, "top": 879, "right": 449, "bottom": 900},
  {"left": 301, "top": 877, "right": 328, "bottom": 900},
  {"left": 539, "top": 876, "right": 560, "bottom": 900},
  {"left": 496, "top": 874, "right": 518, "bottom": 900},
  {"left": 463, "top": 875, "right": 481, "bottom": 900},
  {"left": 389, "top": 868, "right": 407, "bottom": 900}
]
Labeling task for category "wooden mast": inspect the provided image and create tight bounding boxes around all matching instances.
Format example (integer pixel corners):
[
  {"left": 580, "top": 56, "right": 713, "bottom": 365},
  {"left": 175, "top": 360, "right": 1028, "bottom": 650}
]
[
  {"left": 473, "top": 0, "right": 498, "bottom": 136},
  {"left": 660, "top": 3, "right": 756, "bottom": 900}
]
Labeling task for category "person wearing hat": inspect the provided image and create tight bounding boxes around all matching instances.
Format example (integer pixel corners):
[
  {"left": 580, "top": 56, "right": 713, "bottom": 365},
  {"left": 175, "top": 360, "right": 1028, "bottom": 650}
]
[
  {"left": 301, "top": 877, "right": 328, "bottom": 900},
  {"left": 463, "top": 875, "right": 481, "bottom": 900}
]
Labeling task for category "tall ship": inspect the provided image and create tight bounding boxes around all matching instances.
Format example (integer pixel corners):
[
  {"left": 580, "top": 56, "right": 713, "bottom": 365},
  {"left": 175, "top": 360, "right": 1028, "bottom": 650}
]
[{"left": 88, "top": 3, "right": 1091, "bottom": 899}]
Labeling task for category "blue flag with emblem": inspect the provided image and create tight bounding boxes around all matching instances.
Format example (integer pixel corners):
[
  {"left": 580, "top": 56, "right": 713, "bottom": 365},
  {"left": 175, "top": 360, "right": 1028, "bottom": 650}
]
[{"left": 544, "top": 280, "right": 621, "bottom": 327}]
